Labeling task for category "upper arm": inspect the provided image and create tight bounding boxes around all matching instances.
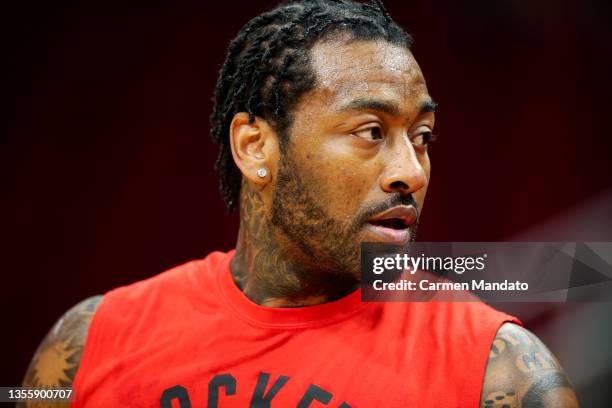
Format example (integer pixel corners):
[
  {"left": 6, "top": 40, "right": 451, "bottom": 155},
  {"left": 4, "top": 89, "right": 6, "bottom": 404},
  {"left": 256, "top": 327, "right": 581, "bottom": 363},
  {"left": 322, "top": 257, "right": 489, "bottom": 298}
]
[
  {"left": 18, "top": 295, "right": 103, "bottom": 407},
  {"left": 480, "top": 322, "right": 579, "bottom": 407}
]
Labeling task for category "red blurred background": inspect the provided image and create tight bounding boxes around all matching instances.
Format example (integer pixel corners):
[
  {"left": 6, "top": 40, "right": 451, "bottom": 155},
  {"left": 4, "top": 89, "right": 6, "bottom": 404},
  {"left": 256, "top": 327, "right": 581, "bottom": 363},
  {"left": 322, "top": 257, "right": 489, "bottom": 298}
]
[{"left": 3, "top": 0, "right": 612, "bottom": 405}]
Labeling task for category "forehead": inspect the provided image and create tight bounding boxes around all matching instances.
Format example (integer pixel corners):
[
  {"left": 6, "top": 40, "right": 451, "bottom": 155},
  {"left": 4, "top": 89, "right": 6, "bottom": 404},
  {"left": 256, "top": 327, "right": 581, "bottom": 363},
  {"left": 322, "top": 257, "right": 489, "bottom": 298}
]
[{"left": 308, "top": 37, "right": 429, "bottom": 109}]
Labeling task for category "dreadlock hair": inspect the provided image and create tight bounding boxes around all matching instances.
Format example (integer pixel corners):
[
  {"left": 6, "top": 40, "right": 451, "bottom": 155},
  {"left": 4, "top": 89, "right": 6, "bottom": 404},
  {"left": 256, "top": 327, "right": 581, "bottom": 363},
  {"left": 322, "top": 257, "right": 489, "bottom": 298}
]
[{"left": 210, "top": 0, "right": 413, "bottom": 211}]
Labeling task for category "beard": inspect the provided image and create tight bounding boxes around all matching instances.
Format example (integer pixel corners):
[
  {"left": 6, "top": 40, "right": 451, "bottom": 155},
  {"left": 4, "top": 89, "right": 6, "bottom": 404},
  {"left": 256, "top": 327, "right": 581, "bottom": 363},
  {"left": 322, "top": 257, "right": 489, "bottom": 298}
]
[{"left": 270, "top": 152, "right": 419, "bottom": 281}]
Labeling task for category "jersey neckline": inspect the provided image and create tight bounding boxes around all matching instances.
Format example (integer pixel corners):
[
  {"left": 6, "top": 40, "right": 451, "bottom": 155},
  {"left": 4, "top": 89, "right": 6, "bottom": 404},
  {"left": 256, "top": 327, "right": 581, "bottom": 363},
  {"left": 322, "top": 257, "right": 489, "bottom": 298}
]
[{"left": 216, "top": 250, "right": 365, "bottom": 329}]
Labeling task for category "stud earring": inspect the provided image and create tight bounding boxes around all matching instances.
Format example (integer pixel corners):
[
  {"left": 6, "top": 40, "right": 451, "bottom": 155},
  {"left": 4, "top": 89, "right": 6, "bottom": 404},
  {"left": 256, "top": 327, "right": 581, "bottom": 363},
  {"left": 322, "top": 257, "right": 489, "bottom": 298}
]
[{"left": 256, "top": 168, "right": 268, "bottom": 178}]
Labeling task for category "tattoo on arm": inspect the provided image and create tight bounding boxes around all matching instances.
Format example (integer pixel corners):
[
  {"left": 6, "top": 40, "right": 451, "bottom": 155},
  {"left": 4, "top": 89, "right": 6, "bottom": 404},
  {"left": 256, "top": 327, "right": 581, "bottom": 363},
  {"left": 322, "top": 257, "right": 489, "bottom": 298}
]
[
  {"left": 481, "top": 323, "right": 579, "bottom": 407},
  {"left": 17, "top": 295, "right": 102, "bottom": 408}
]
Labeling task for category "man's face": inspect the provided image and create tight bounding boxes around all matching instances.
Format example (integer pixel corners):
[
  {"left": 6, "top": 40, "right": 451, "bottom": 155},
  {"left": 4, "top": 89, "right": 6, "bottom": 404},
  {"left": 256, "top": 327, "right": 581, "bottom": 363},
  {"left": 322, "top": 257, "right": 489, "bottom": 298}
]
[{"left": 270, "top": 36, "right": 435, "bottom": 278}]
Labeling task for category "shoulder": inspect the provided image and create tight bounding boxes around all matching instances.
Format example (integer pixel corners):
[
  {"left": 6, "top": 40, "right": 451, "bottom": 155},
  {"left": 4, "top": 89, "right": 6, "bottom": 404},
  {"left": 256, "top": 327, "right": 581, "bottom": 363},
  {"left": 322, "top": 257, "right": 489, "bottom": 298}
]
[
  {"left": 481, "top": 322, "right": 579, "bottom": 407},
  {"left": 107, "top": 253, "right": 230, "bottom": 301},
  {"left": 19, "top": 296, "right": 102, "bottom": 407}
]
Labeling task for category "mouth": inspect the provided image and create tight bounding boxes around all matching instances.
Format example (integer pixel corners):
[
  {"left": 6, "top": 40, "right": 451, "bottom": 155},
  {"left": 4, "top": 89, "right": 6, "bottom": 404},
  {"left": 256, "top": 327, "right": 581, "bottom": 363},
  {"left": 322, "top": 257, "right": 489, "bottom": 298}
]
[{"left": 365, "top": 205, "right": 418, "bottom": 244}]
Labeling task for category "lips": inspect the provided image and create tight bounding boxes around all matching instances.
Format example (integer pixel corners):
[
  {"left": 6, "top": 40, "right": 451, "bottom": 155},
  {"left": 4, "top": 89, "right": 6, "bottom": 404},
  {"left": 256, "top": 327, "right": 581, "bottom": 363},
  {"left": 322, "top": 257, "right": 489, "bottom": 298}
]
[{"left": 365, "top": 205, "right": 418, "bottom": 244}]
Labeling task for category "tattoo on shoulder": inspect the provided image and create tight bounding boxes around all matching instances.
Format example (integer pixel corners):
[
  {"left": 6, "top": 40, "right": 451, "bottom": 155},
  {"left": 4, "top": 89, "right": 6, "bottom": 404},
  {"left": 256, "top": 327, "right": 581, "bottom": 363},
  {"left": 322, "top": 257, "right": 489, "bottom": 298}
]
[
  {"left": 481, "top": 323, "right": 579, "bottom": 407},
  {"left": 21, "top": 295, "right": 103, "bottom": 389}
]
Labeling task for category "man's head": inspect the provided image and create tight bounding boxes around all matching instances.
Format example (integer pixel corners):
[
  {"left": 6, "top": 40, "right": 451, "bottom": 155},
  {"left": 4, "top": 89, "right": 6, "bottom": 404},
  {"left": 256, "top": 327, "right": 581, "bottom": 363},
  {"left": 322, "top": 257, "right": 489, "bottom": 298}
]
[{"left": 211, "top": 0, "right": 436, "bottom": 280}]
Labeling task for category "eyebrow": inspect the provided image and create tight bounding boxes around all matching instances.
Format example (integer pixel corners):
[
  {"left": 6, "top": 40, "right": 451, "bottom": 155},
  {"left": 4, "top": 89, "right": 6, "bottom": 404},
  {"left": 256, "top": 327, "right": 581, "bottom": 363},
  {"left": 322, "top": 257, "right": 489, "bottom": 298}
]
[
  {"left": 337, "top": 98, "right": 400, "bottom": 115},
  {"left": 420, "top": 99, "right": 438, "bottom": 114},
  {"left": 336, "top": 98, "right": 438, "bottom": 116}
]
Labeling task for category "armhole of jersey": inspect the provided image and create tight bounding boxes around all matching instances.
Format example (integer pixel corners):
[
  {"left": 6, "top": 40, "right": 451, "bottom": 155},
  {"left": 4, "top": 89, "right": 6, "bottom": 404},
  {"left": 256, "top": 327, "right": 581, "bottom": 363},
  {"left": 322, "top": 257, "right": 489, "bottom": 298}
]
[
  {"left": 468, "top": 315, "right": 523, "bottom": 405},
  {"left": 70, "top": 295, "right": 108, "bottom": 407}
]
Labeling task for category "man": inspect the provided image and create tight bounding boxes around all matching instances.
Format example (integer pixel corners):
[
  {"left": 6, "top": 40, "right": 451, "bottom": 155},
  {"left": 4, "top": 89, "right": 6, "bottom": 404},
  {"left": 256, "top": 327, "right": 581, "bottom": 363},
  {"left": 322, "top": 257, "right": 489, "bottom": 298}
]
[{"left": 22, "top": 0, "right": 579, "bottom": 406}]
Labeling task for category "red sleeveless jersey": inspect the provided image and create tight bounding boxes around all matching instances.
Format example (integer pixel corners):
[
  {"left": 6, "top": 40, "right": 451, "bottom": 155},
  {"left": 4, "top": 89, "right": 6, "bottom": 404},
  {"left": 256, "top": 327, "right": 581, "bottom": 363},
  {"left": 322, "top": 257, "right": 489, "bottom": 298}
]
[{"left": 71, "top": 250, "right": 519, "bottom": 407}]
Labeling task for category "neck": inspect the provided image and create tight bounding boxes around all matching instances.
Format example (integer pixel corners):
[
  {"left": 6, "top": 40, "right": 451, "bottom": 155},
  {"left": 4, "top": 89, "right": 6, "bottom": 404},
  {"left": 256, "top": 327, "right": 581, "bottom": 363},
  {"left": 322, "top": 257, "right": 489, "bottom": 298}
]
[{"left": 230, "top": 181, "right": 356, "bottom": 307}]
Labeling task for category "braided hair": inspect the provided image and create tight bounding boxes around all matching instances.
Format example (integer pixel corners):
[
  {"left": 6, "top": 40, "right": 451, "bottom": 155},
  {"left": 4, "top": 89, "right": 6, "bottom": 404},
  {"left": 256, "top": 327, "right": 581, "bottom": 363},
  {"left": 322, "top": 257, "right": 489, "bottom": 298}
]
[{"left": 210, "top": 0, "right": 412, "bottom": 211}]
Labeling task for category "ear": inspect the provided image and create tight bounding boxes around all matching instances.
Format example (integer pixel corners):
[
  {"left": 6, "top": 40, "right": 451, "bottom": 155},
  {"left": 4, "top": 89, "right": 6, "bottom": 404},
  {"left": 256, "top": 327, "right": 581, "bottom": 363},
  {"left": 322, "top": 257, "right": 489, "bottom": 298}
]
[{"left": 229, "top": 112, "right": 280, "bottom": 185}]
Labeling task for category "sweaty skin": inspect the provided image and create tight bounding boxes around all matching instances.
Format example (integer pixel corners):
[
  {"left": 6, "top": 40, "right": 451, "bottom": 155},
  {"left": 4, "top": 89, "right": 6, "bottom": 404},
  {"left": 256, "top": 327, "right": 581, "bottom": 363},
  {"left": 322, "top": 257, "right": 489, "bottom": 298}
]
[{"left": 21, "top": 35, "right": 579, "bottom": 407}]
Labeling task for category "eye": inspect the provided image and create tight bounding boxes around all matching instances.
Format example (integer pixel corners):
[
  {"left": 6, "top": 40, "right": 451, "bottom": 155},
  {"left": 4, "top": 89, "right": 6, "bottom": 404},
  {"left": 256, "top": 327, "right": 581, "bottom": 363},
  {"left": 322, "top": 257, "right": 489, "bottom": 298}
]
[
  {"left": 411, "top": 131, "right": 437, "bottom": 147},
  {"left": 353, "top": 125, "right": 383, "bottom": 141}
]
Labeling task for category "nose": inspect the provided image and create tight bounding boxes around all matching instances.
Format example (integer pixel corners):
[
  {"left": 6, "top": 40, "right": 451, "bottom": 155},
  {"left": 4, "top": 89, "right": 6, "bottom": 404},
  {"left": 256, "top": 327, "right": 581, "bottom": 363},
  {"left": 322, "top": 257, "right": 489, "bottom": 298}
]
[{"left": 380, "top": 139, "right": 428, "bottom": 196}]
